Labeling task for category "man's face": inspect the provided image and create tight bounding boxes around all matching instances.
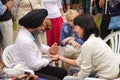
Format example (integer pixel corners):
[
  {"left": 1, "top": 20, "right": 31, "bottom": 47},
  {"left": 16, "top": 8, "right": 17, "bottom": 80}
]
[{"left": 36, "top": 19, "right": 52, "bottom": 32}]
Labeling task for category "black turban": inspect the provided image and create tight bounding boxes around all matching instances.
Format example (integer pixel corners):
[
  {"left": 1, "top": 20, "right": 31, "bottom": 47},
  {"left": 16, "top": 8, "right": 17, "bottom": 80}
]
[{"left": 19, "top": 9, "right": 48, "bottom": 28}]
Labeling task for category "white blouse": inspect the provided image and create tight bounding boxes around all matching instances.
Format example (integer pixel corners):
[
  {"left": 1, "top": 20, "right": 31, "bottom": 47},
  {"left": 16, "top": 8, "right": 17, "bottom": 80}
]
[
  {"left": 76, "top": 34, "right": 119, "bottom": 79},
  {"left": 41, "top": 0, "right": 62, "bottom": 18}
]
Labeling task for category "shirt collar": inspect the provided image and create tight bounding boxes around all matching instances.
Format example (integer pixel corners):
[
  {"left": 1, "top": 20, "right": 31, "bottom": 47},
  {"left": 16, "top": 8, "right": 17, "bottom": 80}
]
[{"left": 22, "top": 28, "right": 36, "bottom": 41}]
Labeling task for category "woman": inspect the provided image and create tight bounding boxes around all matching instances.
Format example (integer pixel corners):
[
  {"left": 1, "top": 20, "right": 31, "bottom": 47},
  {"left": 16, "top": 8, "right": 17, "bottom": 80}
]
[
  {"left": 51, "top": 14, "right": 119, "bottom": 79},
  {"left": 42, "top": 0, "right": 64, "bottom": 46}
]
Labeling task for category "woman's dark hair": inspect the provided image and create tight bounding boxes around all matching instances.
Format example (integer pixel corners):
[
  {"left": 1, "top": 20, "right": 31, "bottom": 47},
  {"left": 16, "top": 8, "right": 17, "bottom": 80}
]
[{"left": 74, "top": 14, "right": 99, "bottom": 41}]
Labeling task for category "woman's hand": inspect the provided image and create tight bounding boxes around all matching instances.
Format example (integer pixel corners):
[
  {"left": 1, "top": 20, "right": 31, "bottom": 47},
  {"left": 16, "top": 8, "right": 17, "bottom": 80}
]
[
  {"left": 50, "top": 43, "right": 59, "bottom": 55},
  {"left": 69, "top": 40, "right": 81, "bottom": 48},
  {"left": 62, "top": 37, "right": 74, "bottom": 45}
]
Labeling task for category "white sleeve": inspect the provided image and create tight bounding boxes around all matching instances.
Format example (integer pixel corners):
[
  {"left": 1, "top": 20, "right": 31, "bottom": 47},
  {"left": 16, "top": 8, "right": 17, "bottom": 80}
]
[
  {"left": 77, "top": 44, "right": 93, "bottom": 78},
  {"left": 39, "top": 44, "right": 50, "bottom": 55},
  {"left": 76, "top": 54, "right": 82, "bottom": 66}
]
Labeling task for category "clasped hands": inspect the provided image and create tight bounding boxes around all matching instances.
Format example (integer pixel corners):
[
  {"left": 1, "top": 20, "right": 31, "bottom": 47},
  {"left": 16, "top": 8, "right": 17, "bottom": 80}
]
[{"left": 49, "top": 43, "right": 60, "bottom": 61}]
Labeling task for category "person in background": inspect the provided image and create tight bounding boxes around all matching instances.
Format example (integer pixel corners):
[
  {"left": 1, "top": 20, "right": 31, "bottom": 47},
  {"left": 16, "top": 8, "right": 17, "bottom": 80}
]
[
  {"left": 99, "top": 0, "right": 120, "bottom": 39},
  {"left": 60, "top": 9, "right": 83, "bottom": 49},
  {"left": 50, "top": 14, "right": 119, "bottom": 80},
  {"left": 0, "top": 0, "right": 4, "bottom": 15},
  {"left": 72, "top": 0, "right": 81, "bottom": 11},
  {"left": 62, "top": 0, "right": 71, "bottom": 12},
  {"left": 13, "top": 9, "right": 67, "bottom": 80},
  {"left": 60, "top": 9, "right": 84, "bottom": 75},
  {"left": 41, "top": 0, "right": 64, "bottom": 47},
  {"left": 13, "top": 0, "right": 42, "bottom": 28},
  {"left": 81, "top": 0, "right": 90, "bottom": 14},
  {"left": 0, "top": 0, "right": 14, "bottom": 60}
]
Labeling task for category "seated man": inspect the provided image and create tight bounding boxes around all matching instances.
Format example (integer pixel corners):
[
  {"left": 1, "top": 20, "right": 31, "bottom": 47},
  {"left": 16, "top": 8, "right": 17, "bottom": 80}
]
[{"left": 13, "top": 9, "right": 67, "bottom": 80}]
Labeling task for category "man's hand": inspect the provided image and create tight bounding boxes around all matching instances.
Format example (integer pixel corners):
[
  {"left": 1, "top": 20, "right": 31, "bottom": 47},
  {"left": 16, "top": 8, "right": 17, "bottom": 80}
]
[
  {"left": 50, "top": 43, "right": 59, "bottom": 55},
  {"left": 49, "top": 53, "right": 60, "bottom": 61}
]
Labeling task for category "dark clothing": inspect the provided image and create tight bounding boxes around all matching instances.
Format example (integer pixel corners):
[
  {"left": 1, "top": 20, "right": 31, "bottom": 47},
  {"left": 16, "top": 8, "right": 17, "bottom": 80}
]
[
  {"left": 34, "top": 65, "right": 67, "bottom": 80},
  {"left": 100, "top": 15, "right": 111, "bottom": 39},
  {"left": 82, "top": 0, "right": 90, "bottom": 14},
  {"left": 0, "top": 0, "right": 12, "bottom": 22},
  {"left": 95, "top": 0, "right": 102, "bottom": 13}
]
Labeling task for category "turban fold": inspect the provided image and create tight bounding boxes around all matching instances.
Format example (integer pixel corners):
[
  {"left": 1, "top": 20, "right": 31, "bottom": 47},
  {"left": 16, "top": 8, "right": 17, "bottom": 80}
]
[{"left": 19, "top": 9, "right": 48, "bottom": 28}]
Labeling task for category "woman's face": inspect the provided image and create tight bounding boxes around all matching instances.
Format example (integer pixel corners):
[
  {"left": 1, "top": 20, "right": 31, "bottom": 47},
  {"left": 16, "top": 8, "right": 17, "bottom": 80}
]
[{"left": 73, "top": 25, "right": 84, "bottom": 39}]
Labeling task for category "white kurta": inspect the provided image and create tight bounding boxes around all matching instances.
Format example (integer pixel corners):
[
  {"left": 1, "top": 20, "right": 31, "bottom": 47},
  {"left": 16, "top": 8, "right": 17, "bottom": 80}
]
[
  {"left": 76, "top": 34, "right": 119, "bottom": 79},
  {"left": 13, "top": 28, "right": 50, "bottom": 71}
]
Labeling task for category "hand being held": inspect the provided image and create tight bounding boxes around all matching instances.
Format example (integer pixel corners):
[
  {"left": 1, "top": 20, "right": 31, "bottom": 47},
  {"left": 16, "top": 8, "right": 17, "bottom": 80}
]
[
  {"left": 62, "top": 37, "right": 74, "bottom": 45},
  {"left": 50, "top": 43, "right": 59, "bottom": 55},
  {"left": 49, "top": 53, "right": 60, "bottom": 61},
  {"left": 69, "top": 40, "right": 81, "bottom": 48}
]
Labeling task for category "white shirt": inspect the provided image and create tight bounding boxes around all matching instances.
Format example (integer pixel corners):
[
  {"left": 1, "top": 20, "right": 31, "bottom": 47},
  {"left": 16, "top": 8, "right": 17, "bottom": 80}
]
[
  {"left": 13, "top": 28, "right": 50, "bottom": 71},
  {"left": 41, "top": 0, "right": 62, "bottom": 19},
  {"left": 76, "top": 34, "right": 119, "bottom": 79}
]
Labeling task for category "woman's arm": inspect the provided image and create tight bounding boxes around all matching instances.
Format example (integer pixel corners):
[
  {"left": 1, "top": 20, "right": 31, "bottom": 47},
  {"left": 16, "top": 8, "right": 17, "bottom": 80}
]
[
  {"left": 59, "top": 56, "right": 78, "bottom": 67},
  {"left": 50, "top": 54, "right": 79, "bottom": 67},
  {"left": 99, "top": 0, "right": 105, "bottom": 8}
]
